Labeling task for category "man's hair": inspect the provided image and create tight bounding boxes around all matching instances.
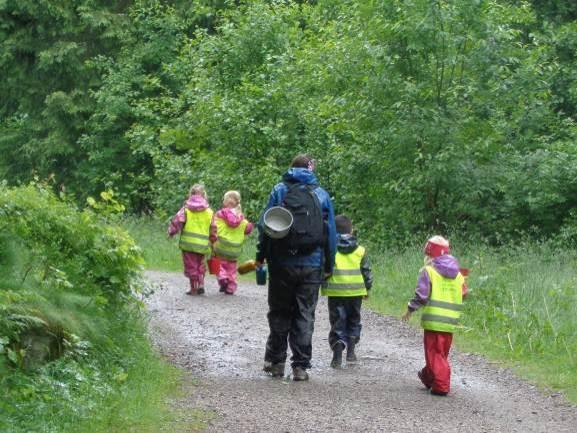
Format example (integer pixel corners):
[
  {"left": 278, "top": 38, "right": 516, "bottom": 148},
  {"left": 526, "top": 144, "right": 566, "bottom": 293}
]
[
  {"left": 291, "top": 154, "right": 314, "bottom": 168},
  {"left": 335, "top": 214, "right": 353, "bottom": 235}
]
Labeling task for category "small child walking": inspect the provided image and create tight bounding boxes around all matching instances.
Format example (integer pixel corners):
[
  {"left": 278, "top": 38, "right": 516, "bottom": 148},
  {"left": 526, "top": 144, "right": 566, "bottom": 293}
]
[
  {"left": 167, "top": 184, "right": 214, "bottom": 295},
  {"left": 321, "top": 215, "right": 373, "bottom": 368},
  {"left": 210, "top": 191, "right": 253, "bottom": 295},
  {"left": 402, "top": 235, "right": 468, "bottom": 396}
]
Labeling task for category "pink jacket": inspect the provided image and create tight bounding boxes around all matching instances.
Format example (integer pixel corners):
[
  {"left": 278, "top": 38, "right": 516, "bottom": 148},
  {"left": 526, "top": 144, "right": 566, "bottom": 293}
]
[
  {"left": 209, "top": 208, "right": 254, "bottom": 244},
  {"left": 167, "top": 194, "right": 211, "bottom": 238}
]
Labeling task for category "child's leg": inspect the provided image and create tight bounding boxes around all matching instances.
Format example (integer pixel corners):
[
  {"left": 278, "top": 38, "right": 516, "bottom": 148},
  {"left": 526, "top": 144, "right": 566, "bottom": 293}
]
[
  {"left": 423, "top": 330, "right": 453, "bottom": 394},
  {"left": 196, "top": 254, "right": 206, "bottom": 289},
  {"left": 183, "top": 252, "right": 205, "bottom": 294},
  {"left": 182, "top": 252, "right": 198, "bottom": 293},
  {"left": 419, "top": 332, "right": 434, "bottom": 388},
  {"left": 218, "top": 259, "right": 238, "bottom": 294},
  {"left": 327, "top": 297, "right": 346, "bottom": 368},
  {"left": 216, "top": 257, "right": 227, "bottom": 291},
  {"left": 344, "top": 297, "right": 363, "bottom": 362},
  {"left": 327, "top": 297, "right": 347, "bottom": 349},
  {"left": 345, "top": 297, "right": 363, "bottom": 344}
]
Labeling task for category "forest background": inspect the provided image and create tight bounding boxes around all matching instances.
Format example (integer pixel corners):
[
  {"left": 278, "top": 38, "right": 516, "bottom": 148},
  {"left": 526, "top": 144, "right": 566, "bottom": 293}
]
[{"left": 1, "top": 1, "right": 577, "bottom": 432}]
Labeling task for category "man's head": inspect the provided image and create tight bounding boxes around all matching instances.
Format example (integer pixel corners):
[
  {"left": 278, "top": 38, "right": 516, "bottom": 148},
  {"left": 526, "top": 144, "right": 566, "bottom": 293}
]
[
  {"left": 424, "top": 235, "right": 450, "bottom": 258},
  {"left": 335, "top": 214, "right": 353, "bottom": 235},
  {"left": 291, "top": 154, "right": 316, "bottom": 171}
]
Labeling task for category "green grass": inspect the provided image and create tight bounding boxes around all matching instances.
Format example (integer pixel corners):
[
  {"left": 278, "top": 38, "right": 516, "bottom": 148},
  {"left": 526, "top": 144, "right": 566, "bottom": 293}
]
[
  {"left": 74, "top": 334, "right": 193, "bottom": 433},
  {"left": 0, "top": 314, "right": 204, "bottom": 433},
  {"left": 121, "top": 216, "right": 182, "bottom": 272},
  {"left": 367, "top": 240, "right": 577, "bottom": 404}
]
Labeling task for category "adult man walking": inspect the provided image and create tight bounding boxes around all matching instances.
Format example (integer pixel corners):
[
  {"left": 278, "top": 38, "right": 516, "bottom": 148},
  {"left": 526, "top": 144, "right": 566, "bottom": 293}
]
[{"left": 256, "top": 154, "right": 336, "bottom": 381}]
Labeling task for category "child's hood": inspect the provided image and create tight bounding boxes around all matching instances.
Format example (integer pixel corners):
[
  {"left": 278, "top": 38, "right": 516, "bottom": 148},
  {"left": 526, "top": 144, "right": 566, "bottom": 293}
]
[
  {"left": 336, "top": 233, "right": 359, "bottom": 254},
  {"left": 185, "top": 194, "right": 209, "bottom": 211},
  {"left": 216, "top": 208, "right": 245, "bottom": 227},
  {"left": 431, "top": 254, "right": 460, "bottom": 279}
]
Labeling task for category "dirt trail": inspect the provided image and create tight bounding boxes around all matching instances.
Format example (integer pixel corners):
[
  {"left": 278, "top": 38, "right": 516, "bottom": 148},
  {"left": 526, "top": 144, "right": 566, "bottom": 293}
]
[{"left": 145, "top": 271, "right": 576, "bottom": 433}]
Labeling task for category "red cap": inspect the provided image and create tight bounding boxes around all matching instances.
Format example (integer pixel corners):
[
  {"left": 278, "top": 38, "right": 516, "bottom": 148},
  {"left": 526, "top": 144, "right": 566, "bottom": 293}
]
[{"left": 424, "top": 236, "right": 450, "bottom": 258}]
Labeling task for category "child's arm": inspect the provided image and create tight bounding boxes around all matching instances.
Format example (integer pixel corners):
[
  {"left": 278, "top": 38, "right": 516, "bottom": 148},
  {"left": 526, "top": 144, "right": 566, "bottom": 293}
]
[
  {"left": 244, "top": 220, "right": 254, "bottom": 235},
  {"left": 360, "top": 253, "right": 373, "bottom": 291},
  {"left": 209, "top": 214, "right": 218, "bottom": 245},
  {"left": 402, "top": 268, "right": 431, "bottom": 321},
  {"left": 167, "top": 207, "right": 186, "bottom": 238}
]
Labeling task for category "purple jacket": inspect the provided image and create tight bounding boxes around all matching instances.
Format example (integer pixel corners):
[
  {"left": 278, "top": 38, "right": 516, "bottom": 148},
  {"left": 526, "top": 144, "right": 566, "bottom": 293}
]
[
  {"left": 408, "top": 254, "right": 468, "bottom": 312},
  {"left": 167, "top": 194, "right": 211, "bottom": 238}
]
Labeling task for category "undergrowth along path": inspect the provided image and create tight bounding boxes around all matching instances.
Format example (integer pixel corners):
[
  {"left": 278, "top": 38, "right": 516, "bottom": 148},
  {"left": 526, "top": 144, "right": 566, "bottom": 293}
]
[{"left": 145, "top": 271, "right": 577, "bottom": 433}]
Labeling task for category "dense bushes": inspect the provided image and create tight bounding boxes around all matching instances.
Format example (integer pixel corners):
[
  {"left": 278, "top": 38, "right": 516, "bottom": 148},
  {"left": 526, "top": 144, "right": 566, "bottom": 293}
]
[{"left": 0, "top": 183, "right": 158, "bottom": 432}]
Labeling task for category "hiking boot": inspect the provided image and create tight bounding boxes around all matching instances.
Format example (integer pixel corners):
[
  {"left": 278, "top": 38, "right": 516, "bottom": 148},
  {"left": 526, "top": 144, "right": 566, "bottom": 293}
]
[
  {"left": 292, "top": 367, "right": 309, "bottom": 381},
  {"left": 197, "top": 287, "right": 205, "bottom": 295},
  {"left": 346, "top": 341, "right": 357, "bottom": 363},
  {"left": 263, "top": 361, "right": 285, "bottom": 378},
  {"left": 330, "top": 342, "right": 344, "bottom": 369}
]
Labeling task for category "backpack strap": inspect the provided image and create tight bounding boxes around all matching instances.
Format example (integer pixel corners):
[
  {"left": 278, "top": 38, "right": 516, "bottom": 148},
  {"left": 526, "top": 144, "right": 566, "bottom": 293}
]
[{"left": 283, "top": 181, "right": 316, "bottom": 194}]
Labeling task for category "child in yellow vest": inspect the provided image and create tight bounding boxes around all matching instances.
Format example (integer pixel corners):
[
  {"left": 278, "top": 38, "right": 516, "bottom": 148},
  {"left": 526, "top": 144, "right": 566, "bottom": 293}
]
[
  {"left": 321, "top": 215, "right": 373, "bottom": 368},
  {"left": 402, "top": 235, "right": 468, "bottom": 396},
  {"left": 168, "top": 184, "right": 214, "bottom": 295},
  {"left": 210, "top": 191, "right": 254, "bottom": 295}
]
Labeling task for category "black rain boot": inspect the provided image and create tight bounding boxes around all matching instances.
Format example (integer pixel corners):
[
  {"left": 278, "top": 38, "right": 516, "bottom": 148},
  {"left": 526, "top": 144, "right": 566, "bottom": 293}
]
[
  {"left": 218, "top": 280, "right": 227, "bottom": 293},
  {"left": 330, "top": 342, "right": 345, "bottom": 369},
  {"left": 346, "top": 340, "right": 357, "bottom": 363}
]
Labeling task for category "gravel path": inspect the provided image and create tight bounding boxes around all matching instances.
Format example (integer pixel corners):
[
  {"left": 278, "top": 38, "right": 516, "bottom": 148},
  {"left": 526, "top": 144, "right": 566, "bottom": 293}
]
[{"left": 145, "top": 271, "right": 576, "bottom": 433}]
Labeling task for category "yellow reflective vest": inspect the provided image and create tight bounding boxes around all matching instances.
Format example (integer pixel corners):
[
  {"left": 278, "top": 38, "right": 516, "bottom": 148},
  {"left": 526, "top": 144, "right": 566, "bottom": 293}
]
[
  {"left": 421, "top": 265, "right": 464, "bottom": 333},
  {"left": 213, "top": 217, "right": 249, "bottom": 260},
  {"left": 178, "top": 208, "right": 213, "bottom": 255},
  {"left": 322, "top": 246, "right": 367, "bottom": 297}
]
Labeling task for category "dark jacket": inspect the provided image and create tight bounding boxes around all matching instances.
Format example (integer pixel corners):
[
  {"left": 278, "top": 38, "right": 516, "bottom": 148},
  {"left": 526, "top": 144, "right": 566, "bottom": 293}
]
[
  {"left": 336, "top": 233, "right": 373, "bottom": 290},
  {"left": 256, "top": 168, "right": 336, "bottom": 273}
]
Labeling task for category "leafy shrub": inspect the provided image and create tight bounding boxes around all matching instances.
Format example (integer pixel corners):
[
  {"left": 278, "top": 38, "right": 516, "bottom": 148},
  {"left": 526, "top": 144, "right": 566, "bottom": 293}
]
[{"left": 0, "top": 183, "right": 151, "bottom": 431}]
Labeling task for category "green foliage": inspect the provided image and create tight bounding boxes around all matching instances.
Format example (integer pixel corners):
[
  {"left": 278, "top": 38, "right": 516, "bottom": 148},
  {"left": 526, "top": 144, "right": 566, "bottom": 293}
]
[
  {"left": 4, "top": 0, "right": 577, "bottom": 240},
  {"left": 0, "top": 184, "right": 192, "bottom": 432},
  {"left": 0, "top": 0, "right": 130, "bottom": 191},
  {"left": 108, "top": 0, "right": 577, "bottom": 239}
]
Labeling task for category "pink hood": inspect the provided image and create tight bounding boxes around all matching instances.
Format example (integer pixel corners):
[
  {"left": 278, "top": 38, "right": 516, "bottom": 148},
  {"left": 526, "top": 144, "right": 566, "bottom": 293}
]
[
  {"left": 185, "top": 194, "right": 209, "bottom": 212},
  {"left": 216, "top": 208, "right": 245, "bottom": 227}
]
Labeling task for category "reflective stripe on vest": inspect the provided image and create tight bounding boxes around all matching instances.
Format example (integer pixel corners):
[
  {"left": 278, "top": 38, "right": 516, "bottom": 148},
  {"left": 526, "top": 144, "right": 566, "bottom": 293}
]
[
  {"left": 421, "top": 265, "right": 464, "bottom": 333},
  {"left": 321, "top": 246, "right": 366, "bottom": 297},
  {"left": 179, "top": 208, "right": 213, "bottom": 255},
  {"left": 213, "top": 218, "right": 248, "bottom": 260}
]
